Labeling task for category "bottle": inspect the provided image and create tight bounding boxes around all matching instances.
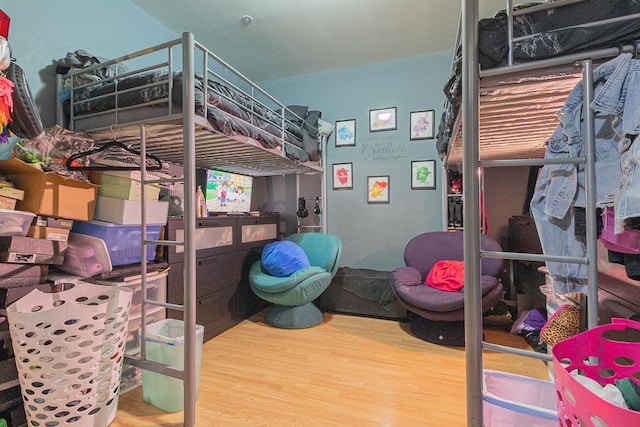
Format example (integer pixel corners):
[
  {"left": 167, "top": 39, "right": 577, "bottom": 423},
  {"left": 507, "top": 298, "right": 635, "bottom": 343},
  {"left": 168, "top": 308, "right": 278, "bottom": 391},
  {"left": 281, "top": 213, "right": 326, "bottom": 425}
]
[{"left": 196, "top": 185, "right": 208, "bottom": 217}]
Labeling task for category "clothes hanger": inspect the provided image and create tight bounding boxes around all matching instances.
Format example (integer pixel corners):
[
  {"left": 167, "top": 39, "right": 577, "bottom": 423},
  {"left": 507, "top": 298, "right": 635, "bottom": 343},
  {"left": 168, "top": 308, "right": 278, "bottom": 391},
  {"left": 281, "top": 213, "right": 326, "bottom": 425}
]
[{"left": 65, "top": 140, "right": 163, "bottom": 171}]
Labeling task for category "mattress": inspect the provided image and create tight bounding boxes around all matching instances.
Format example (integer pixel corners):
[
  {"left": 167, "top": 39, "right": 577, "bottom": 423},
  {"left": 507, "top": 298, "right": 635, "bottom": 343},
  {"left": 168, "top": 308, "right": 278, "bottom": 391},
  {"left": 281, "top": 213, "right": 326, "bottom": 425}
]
[
  {"left": 63, "top": 70, "right": 319, "bottom": 163},
  {"left": 480, "top": 0, "right": 640, "bottom": 69},
  {"left": 437, "top": 0, "right": 640, "bottom": 161}
]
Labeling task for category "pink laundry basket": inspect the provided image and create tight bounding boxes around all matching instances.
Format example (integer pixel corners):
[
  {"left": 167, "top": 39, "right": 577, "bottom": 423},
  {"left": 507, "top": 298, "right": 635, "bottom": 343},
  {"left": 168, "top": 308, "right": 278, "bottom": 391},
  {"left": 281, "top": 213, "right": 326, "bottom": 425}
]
[{"left": 552, "top": 318, "right": 640, "bottom": 427}]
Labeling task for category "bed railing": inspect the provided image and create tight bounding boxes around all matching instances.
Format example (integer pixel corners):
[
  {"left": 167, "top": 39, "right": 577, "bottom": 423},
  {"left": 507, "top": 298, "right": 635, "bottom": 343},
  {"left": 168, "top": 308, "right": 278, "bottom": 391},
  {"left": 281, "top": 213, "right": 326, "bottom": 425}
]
[{"left": 60, "top": 36, "right": 308, "bottom": 158}]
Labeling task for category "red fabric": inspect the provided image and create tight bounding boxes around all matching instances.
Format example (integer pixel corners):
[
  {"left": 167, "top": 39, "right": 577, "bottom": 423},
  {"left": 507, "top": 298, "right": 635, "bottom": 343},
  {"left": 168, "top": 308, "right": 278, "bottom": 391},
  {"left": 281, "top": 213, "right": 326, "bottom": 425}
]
[
  {"left": 425, "top": 260, "right": 465, "bottom": 292},
  {"left": 0, "top": 10, "right": 9, "bottom": 39}
]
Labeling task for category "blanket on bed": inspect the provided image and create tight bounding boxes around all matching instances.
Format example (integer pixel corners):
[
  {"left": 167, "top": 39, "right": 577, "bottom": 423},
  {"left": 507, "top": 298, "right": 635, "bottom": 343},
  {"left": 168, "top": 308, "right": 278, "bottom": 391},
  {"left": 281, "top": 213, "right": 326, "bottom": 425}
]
[
  {"left": 57, "top": 53, "right": 322, "bottom": 163},
  {"left": 436, "top": 0, "right": 640, "bottom": 159}
]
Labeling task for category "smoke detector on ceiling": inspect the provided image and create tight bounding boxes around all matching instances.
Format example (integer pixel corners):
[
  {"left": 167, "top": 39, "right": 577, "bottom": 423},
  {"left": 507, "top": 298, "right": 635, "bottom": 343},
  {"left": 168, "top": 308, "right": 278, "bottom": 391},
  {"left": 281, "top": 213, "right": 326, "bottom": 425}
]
[{"left": 240, "top": 15, "right": 253, "bottom": 26}]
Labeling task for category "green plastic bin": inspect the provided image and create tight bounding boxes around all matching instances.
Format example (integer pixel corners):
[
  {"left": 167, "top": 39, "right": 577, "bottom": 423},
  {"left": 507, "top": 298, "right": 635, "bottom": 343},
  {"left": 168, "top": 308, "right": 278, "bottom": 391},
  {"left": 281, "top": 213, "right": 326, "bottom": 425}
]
[{"left": 142, "top": 319, "right": 204, "bottom": 413}]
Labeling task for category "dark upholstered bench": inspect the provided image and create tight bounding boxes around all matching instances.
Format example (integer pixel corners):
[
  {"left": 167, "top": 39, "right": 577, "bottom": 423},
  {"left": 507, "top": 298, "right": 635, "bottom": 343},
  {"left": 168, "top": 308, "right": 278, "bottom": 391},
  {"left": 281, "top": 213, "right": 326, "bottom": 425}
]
[{"left": 317, "top": 267, "right": 407, "bottom": 320}]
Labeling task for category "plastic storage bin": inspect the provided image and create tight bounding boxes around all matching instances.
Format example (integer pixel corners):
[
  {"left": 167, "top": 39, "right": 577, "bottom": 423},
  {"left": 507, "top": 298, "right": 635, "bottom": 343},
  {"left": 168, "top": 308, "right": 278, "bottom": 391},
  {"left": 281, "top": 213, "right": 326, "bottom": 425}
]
[
  {"left": 552, "top": 318, "right": 640, "bottom": 427},
  {"left": 0, "top": 209, "right": 35, "bottom": 236},
  {"left": 60, "top": 232, "right": 113, "bottom": 276},
  {"left": 72, "top": 220, "right": 161, "bottom": 266},
  {"left": 483, "top": 370, "right": 558, "bottom": 426},
  {"left": 142, "top": 319, "right": 204, "bottom": 413},
  {"left": 91, "top": 270, "right": 168, "bottom": 317}
]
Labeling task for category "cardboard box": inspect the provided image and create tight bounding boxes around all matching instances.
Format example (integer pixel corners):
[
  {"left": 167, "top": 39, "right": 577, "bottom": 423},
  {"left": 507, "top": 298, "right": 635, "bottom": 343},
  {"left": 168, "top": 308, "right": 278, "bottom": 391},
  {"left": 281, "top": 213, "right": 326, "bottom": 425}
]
[
  {"left": 0, "top": 158, "right": 98, "bottom": 221},
  {"left": 91, "top": 171, "right": 163, "bottom": 201},
  {"left": 0, "top": 264, "right": 49, "bottom": 288},
  {"left": 33, "top": 216, "right": 73, "bottom": 230},
  {"left": 0, "top": 187, "right": 24, "bottom": 201},
  {"left": 94, "top": 196, "right": 169, "bottom": 225},
  {"left": 0, "top": 196, "right": 16, "bottom": 210},
  {"left": 0, "top": 236, "right": 67, "bottom": 265},
  {"left": 27, "top": 225, "right": 71, "bottom": 242},
  {"left": 98, "top": 183, "right": 161, "bottom": 201},
  {"left": 0, "top": 357, "right": 18, "bottom": 386},
  {"left": 89, "top": 169, "right": 168, "bottom": 182}
]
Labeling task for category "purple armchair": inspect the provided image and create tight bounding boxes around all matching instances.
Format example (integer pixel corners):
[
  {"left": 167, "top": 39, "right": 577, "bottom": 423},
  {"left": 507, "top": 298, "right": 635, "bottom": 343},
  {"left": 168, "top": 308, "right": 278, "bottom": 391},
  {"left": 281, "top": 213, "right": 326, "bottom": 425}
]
[{"left": 390, "top": 231, "right": 504, "bottom": 346}]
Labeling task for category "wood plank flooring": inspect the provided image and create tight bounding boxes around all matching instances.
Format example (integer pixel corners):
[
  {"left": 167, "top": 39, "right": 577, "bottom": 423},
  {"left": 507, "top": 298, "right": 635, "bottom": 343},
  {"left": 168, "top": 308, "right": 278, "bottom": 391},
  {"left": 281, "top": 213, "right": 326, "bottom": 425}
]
[{"left": 110, "top": 311, "right": 550, "bottom": 427}]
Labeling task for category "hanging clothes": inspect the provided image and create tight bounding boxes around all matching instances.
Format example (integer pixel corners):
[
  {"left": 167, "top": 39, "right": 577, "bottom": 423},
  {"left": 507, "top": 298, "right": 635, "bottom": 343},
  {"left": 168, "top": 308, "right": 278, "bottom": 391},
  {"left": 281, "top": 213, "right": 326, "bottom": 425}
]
[{"left": 531, "top": 53, "right": 640, "bottom": 294}]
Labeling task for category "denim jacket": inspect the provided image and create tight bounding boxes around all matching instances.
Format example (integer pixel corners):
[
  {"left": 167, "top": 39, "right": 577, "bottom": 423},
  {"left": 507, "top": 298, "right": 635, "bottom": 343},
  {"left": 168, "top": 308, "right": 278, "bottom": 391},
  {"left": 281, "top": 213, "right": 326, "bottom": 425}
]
[
  {"left": 590, "top": 54, "right": 640, "bottom": 231},
  {"left": 531, "top": 53, "right": 640, "bottom": 294}
]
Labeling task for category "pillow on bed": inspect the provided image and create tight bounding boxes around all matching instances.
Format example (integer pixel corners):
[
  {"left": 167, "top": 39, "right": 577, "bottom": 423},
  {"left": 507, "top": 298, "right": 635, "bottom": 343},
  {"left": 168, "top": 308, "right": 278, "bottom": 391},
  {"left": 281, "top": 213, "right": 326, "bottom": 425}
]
[
  {"left": 317, "top": 118, "right": 335, "bottom": 137},
  {"left": 285, "top": 105, "right": 309, "bottom": 125},
  {"left": 303, "top": 110, "right": 321, "bottom": 136},
  {"left": 261, "top": 240, "right": 311, "bottom": 277},
  {"left": 302, "top": 129, "right": 319, "bottom": 162}
]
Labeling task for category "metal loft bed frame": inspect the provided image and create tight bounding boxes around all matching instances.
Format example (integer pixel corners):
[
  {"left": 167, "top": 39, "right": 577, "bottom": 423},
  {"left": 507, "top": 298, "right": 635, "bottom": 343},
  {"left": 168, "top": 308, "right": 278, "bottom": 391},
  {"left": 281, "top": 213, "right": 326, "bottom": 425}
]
[
  {"left": 459, "top": 1, "right": 640, "bottom": 425},
  {"left": 60, "top": 32, "right": 327, "bottom": 426}
]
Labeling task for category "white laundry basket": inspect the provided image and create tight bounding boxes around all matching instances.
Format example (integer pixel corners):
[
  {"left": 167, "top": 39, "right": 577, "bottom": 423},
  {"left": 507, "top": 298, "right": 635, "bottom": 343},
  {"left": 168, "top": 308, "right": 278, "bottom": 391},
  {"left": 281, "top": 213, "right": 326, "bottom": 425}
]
[{"left": 6, "top": 280, "right": 132, "bottom": 427}]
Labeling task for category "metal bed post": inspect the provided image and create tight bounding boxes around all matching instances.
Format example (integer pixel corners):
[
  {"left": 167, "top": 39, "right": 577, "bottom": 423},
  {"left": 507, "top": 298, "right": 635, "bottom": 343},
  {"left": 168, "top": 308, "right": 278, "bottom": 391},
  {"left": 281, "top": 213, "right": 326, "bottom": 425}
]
[
  {"left": 321, "top": 134, "right": 328, "bottom": 233},
  {"left": 181, "top": 31, "right": 198, "bottom": 427},
  {"left": 461, "top": 0, "right": 483, "bottom": 425},
  {"left": 581, "top": 59, "right": 600, "bottom": 330}
]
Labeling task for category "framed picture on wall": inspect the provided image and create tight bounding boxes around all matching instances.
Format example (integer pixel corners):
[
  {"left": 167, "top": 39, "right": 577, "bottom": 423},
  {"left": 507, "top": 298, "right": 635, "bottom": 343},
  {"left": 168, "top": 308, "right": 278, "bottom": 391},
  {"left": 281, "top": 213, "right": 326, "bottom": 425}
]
[
  {"left": 332, "top": 162, "right": 353, "bottom": 190},
  {"left": 367, "top": 175, "right": 390, "bottom": 204},
  {"left": 411, "top": 159, "right": 436, "bottom": 190},
  {"left": 410, "top": 109, "right": 435, "bottom": 140},
  {"left": 369, "top": 107, "right": 397, "bottom": 132},
  {"left": 335, "top": 119, "right": 356, "bottom": 147}
]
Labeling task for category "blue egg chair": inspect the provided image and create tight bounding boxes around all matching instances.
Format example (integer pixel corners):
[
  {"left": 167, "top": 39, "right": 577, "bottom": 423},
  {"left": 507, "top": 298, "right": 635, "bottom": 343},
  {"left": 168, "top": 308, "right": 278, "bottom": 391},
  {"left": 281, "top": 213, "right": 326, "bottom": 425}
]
[{"left": 249, "top": 233, "right": 342, "bottom": 328}]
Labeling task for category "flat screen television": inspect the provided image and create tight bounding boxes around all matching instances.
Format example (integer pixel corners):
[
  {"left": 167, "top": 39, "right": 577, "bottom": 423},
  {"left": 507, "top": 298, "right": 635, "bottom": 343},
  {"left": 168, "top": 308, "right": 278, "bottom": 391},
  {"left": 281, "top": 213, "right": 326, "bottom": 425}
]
[{"left": 204, "top": 169, "right": 253, "bottom": 213}]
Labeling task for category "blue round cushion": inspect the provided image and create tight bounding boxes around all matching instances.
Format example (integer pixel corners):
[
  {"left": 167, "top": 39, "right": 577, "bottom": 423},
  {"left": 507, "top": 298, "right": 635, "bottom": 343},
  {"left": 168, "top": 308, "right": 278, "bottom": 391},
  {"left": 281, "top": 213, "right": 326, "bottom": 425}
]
[{"left": 261, "top": 240, "right": 311, "bottom": 277}]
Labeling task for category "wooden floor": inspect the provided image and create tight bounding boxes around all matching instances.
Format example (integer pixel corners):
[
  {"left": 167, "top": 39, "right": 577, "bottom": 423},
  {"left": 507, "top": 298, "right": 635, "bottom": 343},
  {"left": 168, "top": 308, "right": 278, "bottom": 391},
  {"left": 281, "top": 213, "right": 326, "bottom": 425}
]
[{"left": 111, "top": 311, "right": 550, "bottom": 427}]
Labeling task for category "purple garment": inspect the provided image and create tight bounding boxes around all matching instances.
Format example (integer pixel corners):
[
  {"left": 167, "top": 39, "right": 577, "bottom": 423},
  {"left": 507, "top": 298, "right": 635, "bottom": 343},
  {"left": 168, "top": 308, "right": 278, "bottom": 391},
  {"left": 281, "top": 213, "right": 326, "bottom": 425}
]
[
  {"left": 600, "top": 208, "right": 640, "bottom": 255},
  {"left": 510, "top": 309, "right": 547, "bottom": 335}
]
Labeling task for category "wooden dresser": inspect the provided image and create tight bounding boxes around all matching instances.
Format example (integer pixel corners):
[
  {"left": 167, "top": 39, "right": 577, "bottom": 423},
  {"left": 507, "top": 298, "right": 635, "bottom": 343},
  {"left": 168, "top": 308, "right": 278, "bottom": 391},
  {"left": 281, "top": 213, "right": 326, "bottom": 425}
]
[{"left": 164, "top": 214, "right": 278, "bottom": 342}]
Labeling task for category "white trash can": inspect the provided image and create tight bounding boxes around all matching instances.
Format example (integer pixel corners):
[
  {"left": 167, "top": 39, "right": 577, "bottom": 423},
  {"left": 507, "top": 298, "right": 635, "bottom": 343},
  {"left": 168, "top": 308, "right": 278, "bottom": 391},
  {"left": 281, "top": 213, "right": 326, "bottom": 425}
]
[{"left": 142, "top": 318, "right": 204, "bottom": 413}]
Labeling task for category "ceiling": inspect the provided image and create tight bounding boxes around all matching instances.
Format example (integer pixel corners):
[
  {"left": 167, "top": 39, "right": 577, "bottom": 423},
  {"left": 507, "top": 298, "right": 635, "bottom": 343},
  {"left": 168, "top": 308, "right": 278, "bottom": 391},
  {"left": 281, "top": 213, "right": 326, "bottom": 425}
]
[{"left": 131, "top": 0, "right": 507, "bottom": 82}]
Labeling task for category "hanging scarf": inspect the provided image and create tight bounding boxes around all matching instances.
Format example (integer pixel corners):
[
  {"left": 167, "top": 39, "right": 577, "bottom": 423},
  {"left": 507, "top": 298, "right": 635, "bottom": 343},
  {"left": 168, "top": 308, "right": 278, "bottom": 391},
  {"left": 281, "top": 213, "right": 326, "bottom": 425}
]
[{"left": 0, "top": 72, "right": 13, "bottom": 143}]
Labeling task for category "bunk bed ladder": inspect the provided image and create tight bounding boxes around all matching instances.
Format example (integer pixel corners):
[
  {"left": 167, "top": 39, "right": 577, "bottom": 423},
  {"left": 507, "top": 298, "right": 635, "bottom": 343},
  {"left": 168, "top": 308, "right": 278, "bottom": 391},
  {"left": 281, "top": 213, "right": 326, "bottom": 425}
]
[
  {"left": 463, "top": 1, "right": 600, "bottom": 425},
  {"left": 121, "top": 32, "right": 199, "bottom": 427},
  {"left": 120, "top": 122, "right": 194, "bottom": 409}
]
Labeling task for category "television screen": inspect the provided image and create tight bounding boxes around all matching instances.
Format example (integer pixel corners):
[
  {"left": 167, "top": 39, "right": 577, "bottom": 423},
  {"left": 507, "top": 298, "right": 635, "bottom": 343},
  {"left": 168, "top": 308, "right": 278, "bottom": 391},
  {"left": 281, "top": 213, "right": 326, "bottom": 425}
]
[{"left": 204, "top": 170, "right": 253, "bottom": 213}]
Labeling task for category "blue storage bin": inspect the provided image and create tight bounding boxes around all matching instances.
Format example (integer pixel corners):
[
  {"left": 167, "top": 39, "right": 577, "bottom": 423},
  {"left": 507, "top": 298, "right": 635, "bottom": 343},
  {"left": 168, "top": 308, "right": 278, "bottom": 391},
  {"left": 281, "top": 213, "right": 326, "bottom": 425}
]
[{"left": 72, "top": 220, "right": 161, "bottom": 266}]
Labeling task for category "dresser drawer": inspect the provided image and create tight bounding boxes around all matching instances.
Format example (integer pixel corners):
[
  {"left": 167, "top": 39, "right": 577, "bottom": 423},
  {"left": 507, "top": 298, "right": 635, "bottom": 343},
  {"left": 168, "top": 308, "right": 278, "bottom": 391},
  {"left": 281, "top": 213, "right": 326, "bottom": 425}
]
[
  {"left": 237, "top": 216, "right": 278, "bottom": 250},
  {"left": 167, "top": 252, "right": 238, "bottom": 302},
  {"left": 196, "top": 252, "right": 239, "bottom": 296},
  {"left": 196, "top": 286, "right": 238, "bottom": 326},
  {"left": 165, "top": 217, "right": 236, "bottom": 263},
  {"left": 167, "top": 285, "right": 237, "bottom": 330}
]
